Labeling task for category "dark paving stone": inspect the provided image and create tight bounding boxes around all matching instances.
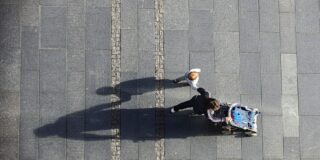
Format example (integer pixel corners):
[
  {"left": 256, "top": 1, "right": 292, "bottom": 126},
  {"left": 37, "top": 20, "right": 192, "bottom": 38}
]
[
  {"left": 259, "top": 0, "right": 279, "bottom": 32},
  {"left": 40, "top": 7, "right": 66, "bottom": 48},
  {"left": 21, "top": 6, "right": 39, "bottom": 26},
  {"left": 139, "top": 110, "right": 155, "bottom": 138},
  {"left": 163, "top": 0, "right": 189, "bottom": 30},
  {"left": 240, "top": 53, "right": 261, "bottom": 94},
  {"left": 189, "top": 0, "right": 213, "bottom": 10},
  {"left": 121, "top": 30, "right": 138, "bottom": 72},
  {"left": 67, "top": 140, "right": 84, "bottom": 160},
  {"left": 0, "top": 4, "right": 20, "bottom": 26},
  {"left": 298, "top": 74, "right": 320, "bottom": 115},
  {"left": 213, "top": 0, "right": 239, "bottom": 32},
  {"left": 138, "top": 0, "right": 154, "bottom": 9},
  {"left": 21, "top": 26, "right": 38, "bottom": 49},
  {"left": 284, "top": 137, "right": 300, "bottom": 160},
  {"left": 21, "top": 71, "right": 39, "bottom": 117},
  {"left": 40, "top": 71, "right": 66, "bottom": 93},
  {"left": 37, "top": 118, "right": 67, "bottom": 138},
  {"left": 0, "top": 115, "right": 19, "bottom": 138},
  {"left": 164, "top": 30, "right": 189, "bottom": 73},
  {"left": 121, "top": 0, "right": 137, "bottom": 29},
  {"left": 40, "top": 0, "right": 66, "bottom": 6},
  {"left": 260, "top": 33, "right": 281, "bottom": 74},
  {"left": 22, "top": 49, "right": 39, "bottom": 71},
  {"left": 67, "top": 5, "right": 85, "bottom": 27},
  {"left": 300, "top": 116, "right": 320, "bottom": 158},
  {"left": 189, "top": 10, "right": 214, "bottom": 52},
  {"left": 0, "top": 26, "right": 20, "bottom": 48},
  {"left": 39, "top": 139, "right": 66, "bottom": 160},
  {"left": 86, "top": 7, "right": 111, "bottom": 50},
  {"left": 297, "top": 33, "right": 320, "bottom": 74},
  {"left": 20, "top": 117, "right": 39, "bottom": 139},
  {"left": 67, "top": 27, "right": 85, "bottom": 49},
  {"left": 296, "top": 0, "right": 319, "bottom": 33},
  {"left": 0, "top": 92, "right": 20, "bottom": 117},
  {"left": 239, "top": 0, "right": 258, "bottom": 12},
  {"left": 0, "top": 0, "right": 19, "bottom": 4},
  {"left": 137, "top": 50, "right": 155, "bottom": 77},
  {"left": 0, "top": 138, "right": 18, "bottom": 160},
  {"left": 138, "top": 9, "right": 155, "bottom": 51},
  {"left": 86, "top": 0, "right": 111, "bottom": 7},
  {"left": 67, "top": 116, "right": 84, "bottom": 139},
  {"left": 67, "top": 49, "right": 85, "bottom": 72},
  {"left": 261, "top": 74, "right": 282, "bottom": 115},
  {"left": 19, "top": 138, "right": 38, "bottom": 160},
  {"left": 40, "top": 49, "right": 66, "bottom": 72},
  {"left": 239, "top": 11, "right": 259, "bottom": 53},
  {"left": 262, "top": 115, "right": 283, "bottom": 159},
  {"left": 120, "top": 140, "right": 139, "bottom": 160},
  {"left": 67, "top": 91, "right": 85, "bottom": 114},
  {"left": 67, "top": 71, "right": 85, "bottom": 92},
  {"left": 0, "top": 48, "right": 21, "bottom": 72}
]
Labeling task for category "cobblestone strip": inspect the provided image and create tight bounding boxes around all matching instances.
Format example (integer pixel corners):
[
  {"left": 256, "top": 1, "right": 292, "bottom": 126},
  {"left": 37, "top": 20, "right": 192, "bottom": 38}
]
[
  {"left": 111, "top": 0, "right": 121, "bottom": 159},
  {"left": 154, "top": 0, "right": 165, "bottom": 159}
]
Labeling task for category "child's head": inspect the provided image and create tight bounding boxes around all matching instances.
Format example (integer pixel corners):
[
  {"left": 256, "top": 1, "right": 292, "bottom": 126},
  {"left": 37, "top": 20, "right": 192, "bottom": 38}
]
[
  {"left": 188, "top": 72, "right": 199, "bottom": 80},
  {"left": 209, "top": 98, "right": 220, "bottom": 111}
]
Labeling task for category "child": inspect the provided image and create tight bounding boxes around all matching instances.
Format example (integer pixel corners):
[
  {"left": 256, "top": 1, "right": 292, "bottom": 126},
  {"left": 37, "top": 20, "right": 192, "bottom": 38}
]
[
  {"left": 173, "top": 68, "right": 201, "bottom": 90},
  {"left": 170, "top": 87, "right": 231, "bottom": 123}
]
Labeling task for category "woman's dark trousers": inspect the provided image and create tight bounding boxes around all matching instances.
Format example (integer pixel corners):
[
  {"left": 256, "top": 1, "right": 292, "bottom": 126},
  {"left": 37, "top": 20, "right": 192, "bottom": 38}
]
[{"left": 173, "top": 96, "right": 197, "bottom": 112}]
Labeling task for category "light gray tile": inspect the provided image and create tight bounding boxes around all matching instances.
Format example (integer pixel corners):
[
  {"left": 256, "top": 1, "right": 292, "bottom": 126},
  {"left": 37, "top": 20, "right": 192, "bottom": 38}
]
[
  {"left": 282, "top": 95, "right": 299, "bottom": 137},
  {"left": 300, "top": 116, "right": 320, "bottom": 158},
  {"left": 120, "top": 140, "right": 139, "bottom": 159},
  {"left": 189, "top": 10, "right": 214, "bottom": 52},
  {"left": 39, "top": 139, "right": 66, "bottom": 160},
  {"left": 138, "top": 0, "right": 154, "bottom": 9},
  {"left": 21, "top": 71, "right": 39, "bottom": 117},
  {"left": 138, "top": 9, "right": 155, "bottom": 51},
  {"left": 19, "top": 117, "right": 39, "bottom": 139},
  {"left": 260, "top": 32, "right": 281, "bottom": 74},
  {"left": 67, "top": 49, "right": 85, "bottom": 72},
  {"left": 86, "top": 7, "right": 111, "bottom": 50},
  {"left": 261, "top": 74, "right": 282, "bottom": 115},
  {"left": 240, "top": 53, "right": 261, "bottom": 94},
  {"left": 239, "top": 0, "right": 258, "bottom": 12},
  {"left": 21, "top": 6, "right": 39, "bottom": 26},
  {"left": 259, "top": 0, "right": 279, "bottom": 32},
  {"left": 239, "top": 11, "right": 259, "bottom": 53},
  {"left": 40, "top": 49, "right": 66, "bottom": 72},
  {"left": 298, "top": 74, "right": 320, "bottom": 115},
  {"left": 68, "top": 0, "right": 85, "bottom": 6},
  {"left": 262, "top": 115, "right": 284, "bottom": 159},
  {"left": 67, "top": 71, "right": 85, "bottom": 92},
  {"left": 67, "top": 141, "right": 84, "bottom": 160},
  {"left": 214, "top": 32, "right": 240, "bottom": 74},
  {"left": 40, "top": 7, "right": 67, "bottom": 48},
  {"left": 280, "top": 13, "right": 296, "bottom": 53},
  {"left": 67, "top": 27, "right": 85, "bottom": 49},
  {"left": 138, "top": 50, "right": 155, "bottom": 77},
  {"left": 281, "top": 54, "right": 298, "bottom": 94},
  {"left": 191, "top": 136, "right": 217, "bottom": 160},
  {"left": 22, "top": 49, "right": 39, "bottom": 71},
  {"left": 189, "top": 0, "right": 213, "bottom": 10},
  {"left": 121, "top": 0, "right": 138, "bottom": 29},
  {"left": 163, "top": 0, "right": 189, "bottom": 30},
  {"left": 217, "top": 136, "right": 241, "bottom": 159},
  {"left": 67, "top": 91, "right": 85, "bottom": 114},
  {"left": 67, "top": 5, "right": 85, "bottom": 27},
  {"left": 213, "top": 0, "right": 239, "bottom": 32},
  {"left": 165, "top": 138, "right": 190, "bottom": 159},
  {"left": 296, "top": 0, "right": 319, "bottom": 33},
  {"left": 121, "top": 29, "right": 138, "bottom": 72},
  {"left": 297, "top": 33, "right": 320, "bottom": 73},
  {"left": 214, "top": 73, "right": 240, "bottom": 95},
  {"left": 279, "top": 0, "right": 295, "bottom": 13},
  {"left": 0, "top": 48, "right": 21, "bottom": 72},
  {"left": 0, "top": 26, "right": 20, "bottom": 48}
]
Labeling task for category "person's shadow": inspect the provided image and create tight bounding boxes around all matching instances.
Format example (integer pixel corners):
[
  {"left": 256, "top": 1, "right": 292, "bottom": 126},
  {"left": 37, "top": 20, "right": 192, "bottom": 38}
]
[{"left": 34, "top": 77, "right": 226, "bottom": 141}]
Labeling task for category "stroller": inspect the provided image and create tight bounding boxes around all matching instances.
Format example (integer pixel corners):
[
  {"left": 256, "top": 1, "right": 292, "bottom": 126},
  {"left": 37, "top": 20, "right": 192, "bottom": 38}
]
[{"left": 222, "top": 103, "right": 261, "bottom": 136}]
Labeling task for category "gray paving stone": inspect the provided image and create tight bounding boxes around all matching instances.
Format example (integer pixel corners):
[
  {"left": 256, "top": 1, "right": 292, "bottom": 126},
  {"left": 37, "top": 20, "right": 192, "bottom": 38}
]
[
  {"left": 0, "top": 4, "right": 19, "bottom": 26},
  {"left": 138, "top": 50, "right": 155, "bottom": 77},
  {"left": 0, "top": 95, "right": 20, "bottom": 116},
  {"left": 240, "top": 94, "right": 261, "bottom": 109},
  {"left": 121, "top": 0, "right": 137, "bottom": 29},
  {"left": 241, "top": 117, "right": 263, "bottom": 160},
  {"left": 284, "top": 137, "right": 300, "bottom": 160},
  {"left": 40, "top": 71, "right": 66, "bottom": 93},
  {"left": 190, "top": 134, "right": 217, "bottom": 160},
  {"left": 281, "top": 54, "right": 298, "bottom": 94},
  {"left": 260, "top": 32, "right": 281, "bottom": 74},
  {"left": 67, "top": 91, "right": 85, "bottom": 114},
  {"left": 40, "top": 0, "right": 66, "bottom": 6},
  {"left": 139, "top": 140, "right": 156, "bottom": 160},
  {"left": 214, "top": 32, "right": 240, "bottom": 74},
  {"left": 67, "top": 71, "right": 85, "bottom": 92},
  {"left": 84, "top": 140, "right": 112, "bottom": 160},
  {"left": 214, "top": 73, "right": 239, "bottom": 96},
  {"left": 19, "top": 117, "right": 39, "bottom": 139},
  {"left": 67, "top": 140, "right": 84, "bottom": 160},
  {"left": 21, "top": 6, "right": 39, "bottom": 26},
  {"left": 40, "top": 49, "right": 66, "bottom": 72},
  {"left": 138, "top": 9, "right": 155, "bottom": 51},
  {"left": 67, "top": 27, "right": 85, "bottom": 49},
  {"left": 213, "top": 0, "right": 239, "bottom": 32},
  {"left": 279, "top": 0, "right": 295, "bottom": 13},
  {"left": 300, "top": 116, "right": 320, "bottom": 158},
  {"left": 68, "top": 0, "right": 85, "bottom": 6},
  {"left": 259, "top": 0, "right": 279, "bottom": 32},
  {"left": 190, "top": 51, "right": 215, "bottom": 92},
  {"left": 262, "top": 115, "right": 283, "bottom": 159},
  {"left": 120, "top": 140, "right": 139, "bottom": 159},
  {"left": 282, "top": 95, "right": 299, "bottom": 137},
  {"left": 22, "top": 49, "right": 39, "bottom": 71},
  {"left": 298, "top": 74, "right": 320, "bottom": 115},
  {"left": 86, "top": 0, "right": 111, "bottom": 7},
  {"left": 189, "top": 10, "right": 214, "bottom": 52},
  {"left": 0, "top": 0, "right": 19, "bottom": 4},
  {"left": 239, "top": 0, "right": 258, "bottom": 12},
  {"left": 280, "top": 13, "right": 296, "bottom": 53},
  {"left": 139, "top": 111, "right": 155, "bottom": 137},
  {"left": 189, "top": 0, "right": 213, "bottom": 10},
  {"left": 40, "top": 7, "right": 66, "bottom": 49},
  {"left": 163, "top": 0, "right": 189, "bottom": 30},
  {"left": 0, "top": 115, "right": 18, "bottom": 138},
  {"left": 0, "top": 48, "right": 21, "bottom": 72},
  {"left": 240, "top": 53, "right": 261, "bottom": 94},
  {"left": 0, "top": 26, "right": 20, "bottom": 48},
  {"left": 86, "top": 7, "right": 111, "bottom": 50},
  {"left": 22, "top": 26, "right": 39, "bottom": 49},
  {"left": 19, "top": 139, "right": 38, "bottom": 160},
  {"left": 217, "top": 136, "right": 241, "bottom": 159},
  {"left": 121, "top": 29, "right": 138, "bottom": 72},
  {"left": 164, "top": 30, "right": 189, "bottom": 73},
  {"left": 261, "top": 74, "right": 282, "bottom": 115},
  {"left": 39, "top": 139, "right": 66, "bottom": 160},
  {"left": 165, "top": 73, "right": 190, "bottom": 108},
  {"left": 67, "top": 49, "right": 85, "bottom": 72},
  {"left": 296, "top": 0, "right": 319, "bottom": 33},
  {"left": 239, "top": 11, "right": 259, "bottom": 53},
  {"left": 40, "top": 92, "right": 66, "bottom": 118},
  {"left": 0, "top": 138, "right": 18, "bottom": 160},
  {"left": 296, "top": 33, "right": 320, "bottom": 74},
  {"left": 138, "top": 0, "right": 154, "bottom": 8},
  {"left": 0, "top": 70, "right": 20, "bottom": 92},
  {"left": 21, "top": 71, "right": 39, "bottom": 117},
  {"left": 67, "top": 5, "right": 85, "bottom": 27},
  {"left": 85, "top": 49, "right": 110, "bottom": 72}
]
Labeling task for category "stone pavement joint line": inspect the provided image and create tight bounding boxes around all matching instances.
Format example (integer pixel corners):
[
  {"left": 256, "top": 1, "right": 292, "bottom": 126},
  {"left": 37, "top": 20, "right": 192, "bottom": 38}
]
[
  {"left": 154, "top": 0, "right": 165, "bottom": 159},
  {"left": 111, "top": 0, "right": 121, "bottom": 159}
]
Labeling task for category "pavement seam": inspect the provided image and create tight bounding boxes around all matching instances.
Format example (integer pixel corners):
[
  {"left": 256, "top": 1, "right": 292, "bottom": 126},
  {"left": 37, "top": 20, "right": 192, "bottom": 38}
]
[
  {"left": 111, "top": 0, "right": 121, "bottom": 159},
  {"left": 154, "top": 0, "right": 165, "bottom": 159}
]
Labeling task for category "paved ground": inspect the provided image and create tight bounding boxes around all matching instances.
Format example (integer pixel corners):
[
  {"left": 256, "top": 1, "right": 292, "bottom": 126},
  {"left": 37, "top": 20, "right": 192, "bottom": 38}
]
[{"left": 1, "top": 0, "right": 320, "bottom": 159}]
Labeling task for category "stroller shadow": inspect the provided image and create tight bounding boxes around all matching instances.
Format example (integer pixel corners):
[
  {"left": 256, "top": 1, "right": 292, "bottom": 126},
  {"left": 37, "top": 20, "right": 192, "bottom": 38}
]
[{"left": 34, "top": 77, "right": 232, "bottom": 141}]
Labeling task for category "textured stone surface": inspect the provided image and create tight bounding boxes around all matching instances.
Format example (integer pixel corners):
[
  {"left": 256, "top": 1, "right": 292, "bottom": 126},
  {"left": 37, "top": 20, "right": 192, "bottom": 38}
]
[
  {"left": 298, "top": 74, "right": 320, "bottom": 115},
  {"left": 296, "top": 0, "right": 319, "bottom": 33},
  {"left": 263, "top": 115, "right": 284, "bottom": 159},
  {"left": 239, "top": 11, "right": 259, "bottom": 53},
  {"left": 240, "top": 53, "right": 261, "bottom": 94},
  {"left": 259, "top": 0, "right": 279, "bottom": 32},
  {"left": 163, "top": 0, "right": 189, "bottom": 30},
  {"left": 213, "top": 0, "right": 239, "bottom": 32},
  {"left": 261, "top": 74, "right": 282, "bottom": 115},
  {"left": 284, "top": 137, "right": 300, "bottom": 160},
  {"left": 300, "top": 116, "right": 320, "bottom": 159}
]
